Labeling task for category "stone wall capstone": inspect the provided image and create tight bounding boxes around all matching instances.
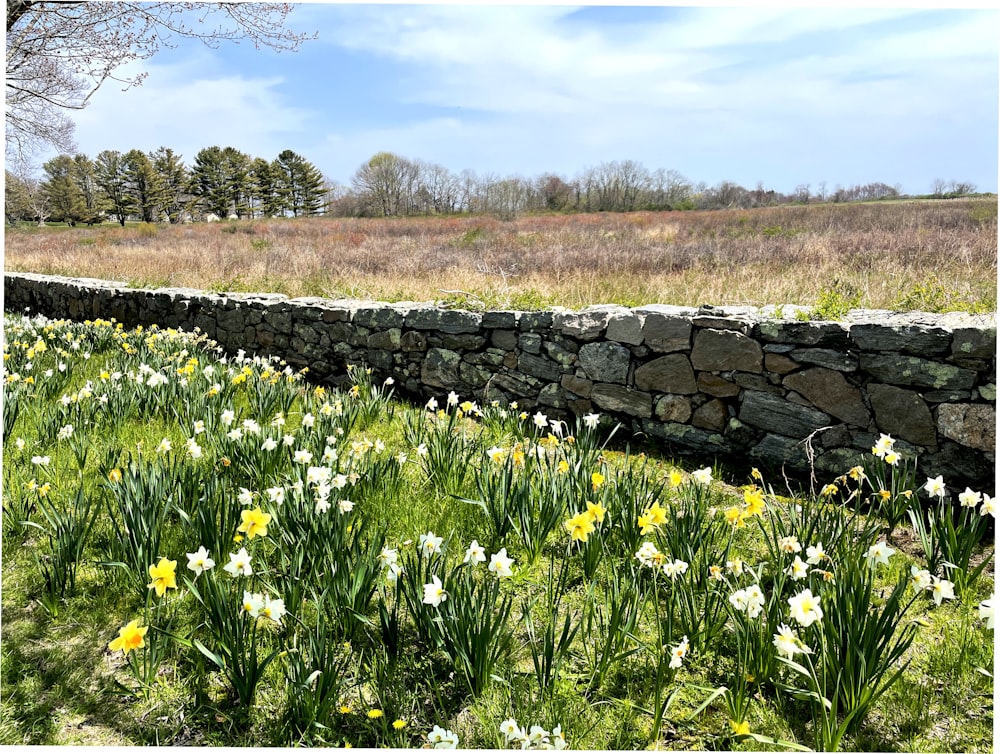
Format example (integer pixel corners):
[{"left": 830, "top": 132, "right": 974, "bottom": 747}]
[{"left": 4, "top": 272, "right": 995, "bottom": 490}]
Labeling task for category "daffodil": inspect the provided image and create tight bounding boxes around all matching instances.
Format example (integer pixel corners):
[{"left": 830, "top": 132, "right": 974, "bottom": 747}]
[
  {"left": 730, "top": 720, "right": 751, "bottom": 736},
  {"left": 668, "top": 635, "right": 689, "bottom": 669},
  {"left": 108, "top": 468, "right": 122, "bottom": 483},
  {"left": 108, "top": 619, "right": 148, "bottom": 656},
  {"left": 585, "top": 500, "right": 606, "bottom": 524},
  {"left": 224, "top": 547, "right": 253, "bottom": 577},
  {"left": 743, "top": 487, "right": 765, "bottom": 516},
  {"left": 419, "top": 531, "right": 443, "bottom": 555},
  {"left": 583, "top": 412, "right": 600, "bottom": 429},
  {"left": 865, "top": 540, "right": 895, "bottom": 568},
  {"left": 958, "top": 487, "right": 982, "bottom": 508},
  {"left": 930, "top": 576, "right": 955, "bottom": 606},
  {"left": 923, "top": 475, "right": 946, "bottom": 499},
  {"left": 805, "top": 542, "right": 827, "bottom": 565},
  {"left": 147, "top": 557, "right": 178, "bottom": 597},
  {"left": 591, "top": 471, "right": 605, "bottom": 490},
  {"left": 242, "top": 591, "right": 265, "bottom": 618},
  {"left": 646, "top": 501, "right": 668, "bottom": 527},
  {"left": 778, "top": 535, "right": 802, "bottom": 554},
  {"left": 237, "top": 507, "right": 271, "bottom": 539},
  {"left": 422, "top": 575, "right": 447, "bottom": 607},
  {"left": 786, "top": 555, "right": 809, "bottom": 580},
  {"left": 463, "top": 540, "right": 486, "bottom": 565},
  {"left": 772, "top": 624, "right": 811, "bottom": 659},
  {"left": 978, "top": 597, "right": 994, "bottom": 628},
  {"left": 692, "top": 466, "right": 713, "bottom": 485},
  {"left": 261, "top": 596, "right": 286, "bottom": 624},
  {"left": 186, "top": 546, "right": 215, "bottom": 576},
  {"left": 489, "top": 547, "right": 515, "bottom": 578},
  {"left": 788, "top": 588, "right": 823, "bottom": 627},
  {"left": 565, "top": 510, "right": 596, "bottom": 542}
]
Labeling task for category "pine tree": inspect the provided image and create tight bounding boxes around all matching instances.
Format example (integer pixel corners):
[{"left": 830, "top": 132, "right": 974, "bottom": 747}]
[
  {"left": 95, "top": 149, "right": 134, "bottom": 226},
  {"left": 150, "top": 147, "right": 189, "bottom": 223},
  {"left": 124, "top": 149, "right": 165, "bottom": 222},
  {"left": 250, "top": 157, "right": 282, "bottom": 218},
  {"left": 41, "top": 154, "right": 87, "bottom": 225},
  {"left": 274, "top": 149, "right": 326, "bottom": 217}
]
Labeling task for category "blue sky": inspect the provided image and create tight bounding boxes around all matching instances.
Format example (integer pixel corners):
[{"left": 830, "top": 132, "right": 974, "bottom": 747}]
[{"left": 65, "top": 3, "right": 999, "bottom": 195}]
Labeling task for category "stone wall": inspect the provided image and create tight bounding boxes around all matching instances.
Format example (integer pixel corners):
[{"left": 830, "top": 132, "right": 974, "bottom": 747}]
[{"left": 4, "top": 272, "right": 996, "bottom": 490}]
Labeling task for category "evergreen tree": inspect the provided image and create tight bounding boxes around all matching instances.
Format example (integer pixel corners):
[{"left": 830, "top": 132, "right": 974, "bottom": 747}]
[
  {"left": 95, "top": 149, "right": 134, "bottom": 226},
  {"left": 41, "top": 154, "right": 87, "bottom": 225},
  {"left": 190, "top": 146, "right": 252, "bottom": 218},
  {"left": 150, "top": 147, "right": 189, "bottom": 223},
  {"left": 72, "top": 153, "right": 105, "bottom": 225},
  {"left": 220, "top": 146, "right": 252, "bottom": 217},
  {"left": 124, "top": 149, "right": 164, "bottom": 222},
  {"left": 274, "top": 149, "right": 326, "bottom": 217},
  {"left": 250, "top": 157, "right": 283, "bottom": 218}
]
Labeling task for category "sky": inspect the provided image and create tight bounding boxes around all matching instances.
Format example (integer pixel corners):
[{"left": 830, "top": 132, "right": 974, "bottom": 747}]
[{"left": 60, "top": 2, "right": 999, "bottom": 196}]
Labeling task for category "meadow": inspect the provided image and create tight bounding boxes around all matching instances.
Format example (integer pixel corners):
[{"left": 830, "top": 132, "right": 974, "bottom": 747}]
[
  {"left": 0, "top": 313, "right": 993, "bottom": 750},
  {"left": 4, "top": 198, "right": 997, "bottom": 314}
]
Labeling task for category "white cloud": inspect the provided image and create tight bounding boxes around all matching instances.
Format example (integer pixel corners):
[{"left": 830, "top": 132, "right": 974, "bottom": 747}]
[{"left": 70, "top": 49, "right": 314, "bottom": 161}]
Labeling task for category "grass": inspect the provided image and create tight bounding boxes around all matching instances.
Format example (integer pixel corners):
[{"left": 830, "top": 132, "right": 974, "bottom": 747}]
[
  {"left": 0, "top": 314, "right": 994, "bottom": 750},
  {"left": 4, "top": 199, "right": 997, "bottom": 313}
]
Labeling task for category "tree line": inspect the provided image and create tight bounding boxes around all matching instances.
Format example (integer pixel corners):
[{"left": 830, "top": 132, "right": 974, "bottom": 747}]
[
  {"left": 5, "top": 146, "right": 982, "bottom": 227},
  {"left": 5, "top": 147, "right": 326, "bottom": 226}
]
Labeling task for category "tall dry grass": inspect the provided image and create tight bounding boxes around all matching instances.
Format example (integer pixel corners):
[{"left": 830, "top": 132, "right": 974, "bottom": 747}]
[{"left": 4, "top": 199, "right": 996, "bottom": 312}]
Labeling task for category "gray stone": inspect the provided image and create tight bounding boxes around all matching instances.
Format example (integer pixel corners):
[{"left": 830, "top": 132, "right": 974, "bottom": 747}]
[
  {"left": 518, "top": 353, "right": 565, "bottom": 382},
  {"left": 749, "top": 434, "right": 811, "bottom": 471},
  {"left": 553, "top": 306, "right": 620, "bottom": 341},
  {"left": 867, "top": 383, "right": 936, "bottom": 446},
  {"left": 978, "top": 383, "right": 996, "bottom": 401},
  {"left": 691, "top": 315, "right": 751, "bottom": 333},
  {"left": 739, "top": 390, "right": 833, "bottom": 438},
  {"left": 538, "top": 382, "right": 568, "bottom": 409},
  {"left": 543, "top": 340, "right": 578, "bottom": 367},
  {"left": 634, "top": 354, "right": 697, "bottom": 394},
  {"left": 518, "top": 311, "right": 554, "bottom": 332},
  {"left": 367, "top": 328, "right": 401, "bottom": 350},
  {"left": 789, "top": 348, "right": 858, "bottom": 372},
  {"left": 655, "top": 394, "right": 692, "bottom": 423},
  {"left": 591, "top": 383, "right": 652, "bottom": 418},
  {"left": 697, "top": 373, "right": 740, "bottom": 397},
  {"left": 923, "top": 390, "right": 971, "bottom": 403},
  {"left": 406, "top": 307, "right": 482, "bottom": 333},
  {"left": 691, "top": 329, "right": 763, "bottom": 372},
  {"left": 578, "top": 341, "right": 632, "bottom": 383},
  {"left": 459, "top": 362, "right": 491, "bottom": 387},
  {"left": 952, "top": 326, "right": 996, "bottom": 359},
  {"left": 353, "top": 305, "right": 404, "bottom": 329},
  {"left": 732, "top": 372, "right": 783, "bottom": 393},
  {"left": 606, "top": 312, "right": 645, "bottom": 345},
  {"left": 561, "top": 374, "right": 593, "bottom": 398},
  {"left": 437, "top": 332, "right": 487, "bottom": 351},
  {"left": 783, "top": 367, "right": 870, "bottom": 427},
  {"left": 851, "top": 323, "right": 952, "bottom": 355},
  {"left": 519, "top": 333, "right": 543, "bottom": 354},
  {"left": 639, "top": 308, "right": 693, "bottom": 353},
  {"left": 692, "top": 398, "right": 728, "bottom": 431},
  {"left": 491, "top": 370, "right": 542, "bottom": 397},
  {"left": 482, "top": 310, "right": 518, "bottom": 329},
  {"left": 491, "top": 329, "right": 518, "bottom": 350},
  {"left": 643, "top": 420, "right": 732, "bottom": 454},
  {"left": 765, "top": 352, "right": 799, "bottom": 374},
  {"left": 421, "top": 348, "right": 463, "bottom": 389},
  {"left": 400, "top": 330, "right": 427, "bottom": 352},
  {"left": 756, "top": 320, "right": 850, "bottom": 347},
  {"left": 860, "top": 353, "right": 976, "bottom": 391},
  {"left": 937, "top": 403, "right": 996, "bottom": 451}
]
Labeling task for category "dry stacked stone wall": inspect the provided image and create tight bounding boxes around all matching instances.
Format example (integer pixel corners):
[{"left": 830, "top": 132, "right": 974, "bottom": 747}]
[{"left": 5, "top": 272, "right": 996, "bottom": 489}]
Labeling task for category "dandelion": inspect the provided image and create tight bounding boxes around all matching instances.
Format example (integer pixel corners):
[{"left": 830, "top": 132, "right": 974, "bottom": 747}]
[
  {"left": 958, "top": 487, "right": 982, "bottom": 508},
  {"left": 978, "top": 598, "right": 994, "bottom": 629},
  {"left": 923, "top": 475, "right": 946, "bottom": 499},
  {"left": 108, "top": 619, "right": 148, "bottom": 656},
  {"left": 489, "top": 547, "right": 515, "bottom": 578},
  {"left": 238, "top": 508, "right": 271, "bottom": 539},
  {"left": 730, "top": 720, "right": 751, "bottom": 736},
  {"left": 367, "top": 708, "right": 384, "bottom": 720},
  {"left": 669, "top": 635, "right": 689, "bottom": 669},
  {"left": 186, "top": 546, "right": 215, "bottom": 576},
  {"left": 419, "top": 531, "right": 443, "bottom": 555},
  {"left": 147, "top": 557, "right": 178, "bottom": 597},
  {"left": 392, "top": 719, "right": 407, "bottom": 730},
  {"left": 930, "top": 576, "right": 956, "bottom": 606},
  {"left": 224, "top": 548, "right": 253, "bottom": 577},
  {"left": 773, "top": 624, "right": 811, "bottom": 659},
  {"left": 422, "top": 575, "right": 447, "bottom": 607},
  {"left": 788, "top": 588, "right": 823, "bottom": 627},
  {"left": 463, "top": 540, "right": 487, "bottom": 565}
]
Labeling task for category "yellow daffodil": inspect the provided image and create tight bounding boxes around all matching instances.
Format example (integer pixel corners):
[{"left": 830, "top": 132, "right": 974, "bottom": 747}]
[
  {"left": 724, "top": 506, "right": 745, "bottom": 528},
  {"left": 591, "top": 471, "right": 605, "bottom": 490},
  {"left": 646, "top": 501, "right": 668, "bottom": 527},
  {"left": 556, "top": 459, "right": 570, "bottom": 474},
  {"left": 108, "top": 468, "right": 122, "bottom": 483},
  {"left": 108, "top": 619, "right": 148, "bottom": 656},
  {"left": 585, "top": 500, "right": 606, "bottom": 524},
  {"left": 730, "top": 720, "right": 751, "bottom": 736},
  {"left": 668, "top": 470, "right": 683, "bottom": 487},
  {"left": 638, "top": 512, "right": 655, "bottom": 535},
  {"left": 564, "top": 511, "right": 596, "bottom": 543},
  {"left": 147, "top": 557, "right": 178, "bottom": 597},
  {"left": 743, "top": 487, "right": 765, "bottom": 516},
  {"left": 237, "top": 507, "right": 272, "bottom": 539}
]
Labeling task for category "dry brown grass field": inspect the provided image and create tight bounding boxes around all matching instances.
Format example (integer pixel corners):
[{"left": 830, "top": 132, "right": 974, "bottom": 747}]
[{"left": 5, "top": 198, "right": 996, "bottom": 313}]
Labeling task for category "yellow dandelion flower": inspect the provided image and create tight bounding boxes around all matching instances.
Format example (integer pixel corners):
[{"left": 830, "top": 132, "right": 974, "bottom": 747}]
[
  {"left": 393, "top": 719, "right": 407, "bottom": 730},
  {"left": 367, "top": 708, "right": 384, "bottom": 719}
]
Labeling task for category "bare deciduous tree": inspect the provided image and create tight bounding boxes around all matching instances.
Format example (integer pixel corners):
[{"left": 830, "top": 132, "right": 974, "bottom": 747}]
[{"left": 5, "top": 1, "right": 312, "bottom": 166}]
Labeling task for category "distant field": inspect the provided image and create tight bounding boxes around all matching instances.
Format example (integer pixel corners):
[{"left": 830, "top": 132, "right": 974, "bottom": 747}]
[{"left": 4, "top": 199, "right": 996, "bottom": 313}]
